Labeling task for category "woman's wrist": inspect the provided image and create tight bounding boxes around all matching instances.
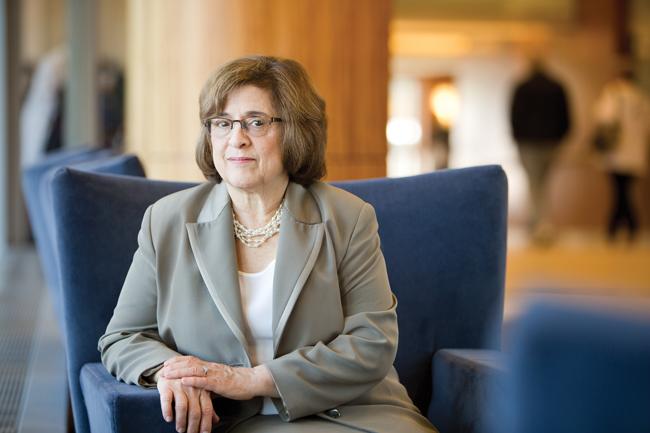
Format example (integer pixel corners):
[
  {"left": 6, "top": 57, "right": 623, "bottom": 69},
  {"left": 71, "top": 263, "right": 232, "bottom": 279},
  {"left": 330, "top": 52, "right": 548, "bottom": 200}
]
[
  {"left": 153, "top": 368, "right": 163, "bottom": 384},
  {"left": 251, "top": 364, "right": 279, "bottom": 398}
]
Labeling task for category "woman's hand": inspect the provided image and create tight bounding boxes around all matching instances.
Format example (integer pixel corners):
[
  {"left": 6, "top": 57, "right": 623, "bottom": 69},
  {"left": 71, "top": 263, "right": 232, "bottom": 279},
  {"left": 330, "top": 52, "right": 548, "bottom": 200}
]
[
  {"left": 160, "top": 356, "right": 278, "bottom": 400},
  {"left": 156, "top": 375, "right": 219, "bottom": 433}
]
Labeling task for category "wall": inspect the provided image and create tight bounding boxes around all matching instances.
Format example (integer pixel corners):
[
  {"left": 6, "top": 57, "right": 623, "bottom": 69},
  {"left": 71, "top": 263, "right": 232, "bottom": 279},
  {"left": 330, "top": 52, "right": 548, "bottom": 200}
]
[{"left": 125, "top": 0, "right": 390, "bottom": 181}]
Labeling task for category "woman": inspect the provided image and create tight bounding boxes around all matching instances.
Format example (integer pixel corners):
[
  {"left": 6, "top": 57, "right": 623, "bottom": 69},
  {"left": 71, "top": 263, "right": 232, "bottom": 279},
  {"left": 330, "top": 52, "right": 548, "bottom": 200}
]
[
  {"left": 593, "top": 68, "right": 650, "bottom": 242},
  {"left": 99, "top": 56, "right": 437, "bottom": 433}
]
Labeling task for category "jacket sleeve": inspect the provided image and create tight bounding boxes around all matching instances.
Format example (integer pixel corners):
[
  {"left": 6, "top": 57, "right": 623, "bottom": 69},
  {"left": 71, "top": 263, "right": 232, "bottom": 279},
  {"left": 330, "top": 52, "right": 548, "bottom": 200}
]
[
  {"left": 265, "top": 202, "right": 398, "bottom": 421},
  {"left": 98, "top": 205, "right": 181, "bottom": 387}
]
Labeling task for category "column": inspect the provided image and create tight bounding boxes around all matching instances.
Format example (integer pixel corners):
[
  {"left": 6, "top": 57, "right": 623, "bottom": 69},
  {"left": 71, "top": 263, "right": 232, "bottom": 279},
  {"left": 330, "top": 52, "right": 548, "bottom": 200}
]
[{"left": 65, "top": 0, "right": 98, "bottom": 148}]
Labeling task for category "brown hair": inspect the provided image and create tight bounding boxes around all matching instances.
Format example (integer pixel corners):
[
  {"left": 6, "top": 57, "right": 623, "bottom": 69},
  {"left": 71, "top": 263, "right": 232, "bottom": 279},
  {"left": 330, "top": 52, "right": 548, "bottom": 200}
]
[{"left": 196, "top": 55, "right": 327, "bottom": 186}]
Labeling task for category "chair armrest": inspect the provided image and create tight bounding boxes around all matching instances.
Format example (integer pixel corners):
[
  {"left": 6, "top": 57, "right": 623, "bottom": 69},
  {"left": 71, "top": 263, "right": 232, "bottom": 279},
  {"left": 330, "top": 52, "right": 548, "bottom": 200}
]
[
  {"left": 428, "top": 349, "right": 506, "bottom": 433},
  {"left": 80, "top": 363, "right": 174, "bottom": 433}
]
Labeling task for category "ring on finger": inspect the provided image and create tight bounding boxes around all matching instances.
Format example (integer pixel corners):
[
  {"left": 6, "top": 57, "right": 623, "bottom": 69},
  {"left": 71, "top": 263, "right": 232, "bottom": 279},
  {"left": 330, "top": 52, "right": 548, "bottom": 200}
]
[{"left": 202, "top": 365, "right": 209, "bottom": 376}]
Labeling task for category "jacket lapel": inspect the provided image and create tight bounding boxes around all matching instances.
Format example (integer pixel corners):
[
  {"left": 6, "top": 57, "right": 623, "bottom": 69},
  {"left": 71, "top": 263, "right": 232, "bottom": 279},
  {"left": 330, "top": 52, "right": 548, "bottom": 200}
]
[
  {"left": 272, "top": 183, "right": 324, "bottom": 354},
  {"left": 185, "top": 184, "right": 251, "bottom": 361},
  {"left": 185, "top": 182, "right": 326, "bottom": 359}
]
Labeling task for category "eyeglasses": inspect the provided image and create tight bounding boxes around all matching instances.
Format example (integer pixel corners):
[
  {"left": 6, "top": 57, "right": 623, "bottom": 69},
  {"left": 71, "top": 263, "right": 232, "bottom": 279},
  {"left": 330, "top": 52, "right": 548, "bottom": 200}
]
[{"left": 204, "top": 115, "right": 283, "bottom": 138}]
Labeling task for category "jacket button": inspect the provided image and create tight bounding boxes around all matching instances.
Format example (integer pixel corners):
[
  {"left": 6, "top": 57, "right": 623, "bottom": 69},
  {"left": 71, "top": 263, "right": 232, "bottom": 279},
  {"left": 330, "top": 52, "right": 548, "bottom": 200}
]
[{"left": 325, "top": 408, "right": 341, "bottom": 418}]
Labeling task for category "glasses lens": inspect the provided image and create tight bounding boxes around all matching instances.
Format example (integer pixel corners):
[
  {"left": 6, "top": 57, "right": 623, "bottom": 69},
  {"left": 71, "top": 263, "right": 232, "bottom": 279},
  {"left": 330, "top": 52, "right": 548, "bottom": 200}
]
[
  {"left": 244, "top": 117, "right": 269, "bottom": 137},
  {"left": 209, "top": 118, "right": 232, "bottom": 137}
]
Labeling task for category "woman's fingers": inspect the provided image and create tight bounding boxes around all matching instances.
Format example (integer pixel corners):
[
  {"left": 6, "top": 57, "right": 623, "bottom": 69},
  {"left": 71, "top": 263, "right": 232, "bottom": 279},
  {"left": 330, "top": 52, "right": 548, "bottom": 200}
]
[
  {"left": 158, "top": 383, "right": 174, "bottom": 423},
  {"left": 180, "top": 376, "right": 211, "bottom": 391},
  {"left": 200, "top": 390, "right": 217, "bottom": 433},
  {"left": 173, "top": 388, "right": 188, "bottom": 433},
  {"left": 186, "top": 389, "right": 202, "bottom": 433},
  {"left": 158, "top": 376, "right": 216, "bottom": 433}
]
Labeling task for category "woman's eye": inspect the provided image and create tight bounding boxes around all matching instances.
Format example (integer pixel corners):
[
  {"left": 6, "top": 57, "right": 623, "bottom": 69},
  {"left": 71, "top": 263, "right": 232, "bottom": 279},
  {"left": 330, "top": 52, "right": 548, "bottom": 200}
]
[
  {"left": 215, "top": 120, "right": 231, "bottom": 128},
  {"left": 249, "top": 119, "right": 264, "bottom": 127}
]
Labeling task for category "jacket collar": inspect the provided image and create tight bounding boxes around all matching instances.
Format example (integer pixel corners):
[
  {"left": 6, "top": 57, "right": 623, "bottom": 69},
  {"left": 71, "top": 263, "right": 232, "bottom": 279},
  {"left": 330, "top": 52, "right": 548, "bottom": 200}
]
[{"left": 186, "top": 181, "right": 324, "bottom": 359}]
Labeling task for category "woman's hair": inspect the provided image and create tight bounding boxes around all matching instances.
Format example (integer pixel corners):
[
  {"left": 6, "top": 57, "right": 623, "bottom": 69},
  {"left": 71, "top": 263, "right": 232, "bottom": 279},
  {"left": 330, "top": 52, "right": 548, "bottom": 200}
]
[{"left": 196, "top": 55, "right": 327, "bottom": 186}]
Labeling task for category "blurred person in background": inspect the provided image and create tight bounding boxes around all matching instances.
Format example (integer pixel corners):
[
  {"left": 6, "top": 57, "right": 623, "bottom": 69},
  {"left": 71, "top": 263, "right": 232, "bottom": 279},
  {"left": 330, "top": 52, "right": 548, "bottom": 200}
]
[
  {"left": 593, "top": 66, "right": 650, "bottom": 243},
  {"left": 510, "top": 59, "right": 571, "bottom": 243},
  {"left": 20, "top": 47, "right": 66, "bottom": 167},
  {"left": 20, "top": 49, "right": 125, "bottom": 166}
]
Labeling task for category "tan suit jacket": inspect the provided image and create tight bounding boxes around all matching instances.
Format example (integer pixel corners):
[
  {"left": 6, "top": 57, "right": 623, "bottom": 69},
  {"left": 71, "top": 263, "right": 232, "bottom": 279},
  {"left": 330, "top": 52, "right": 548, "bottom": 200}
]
[{"left": 99, "top": 181, "right": 436, "bottom": 432}]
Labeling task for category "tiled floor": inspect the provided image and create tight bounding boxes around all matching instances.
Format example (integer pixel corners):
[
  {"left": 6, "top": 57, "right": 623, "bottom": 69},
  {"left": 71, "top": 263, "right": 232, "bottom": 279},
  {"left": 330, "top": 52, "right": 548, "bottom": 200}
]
[
  {"left": 18, "top": 291, "right": 67, "bottom": 433},
  {"left": 0, "top": 248, "right": 66, "bottom": 433}
]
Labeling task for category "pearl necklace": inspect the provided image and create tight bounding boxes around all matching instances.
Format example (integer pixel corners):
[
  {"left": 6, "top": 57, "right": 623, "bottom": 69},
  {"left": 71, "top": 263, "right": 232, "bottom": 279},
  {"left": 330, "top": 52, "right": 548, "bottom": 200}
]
[{"left": 232, "top": 202, "right": 283, "bottom": 248}]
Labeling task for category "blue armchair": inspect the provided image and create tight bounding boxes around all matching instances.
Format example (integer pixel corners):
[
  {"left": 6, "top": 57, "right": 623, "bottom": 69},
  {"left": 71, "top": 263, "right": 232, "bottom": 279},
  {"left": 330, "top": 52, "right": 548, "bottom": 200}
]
[
  {"left": 22, "top": 150, "right": 146, "bottom": 433},
  {"left": 50, "top": 165, "right": 507, "bottom": 433},
  {"left": 496, "top": 299, "right": 650, "bottom": 433}
]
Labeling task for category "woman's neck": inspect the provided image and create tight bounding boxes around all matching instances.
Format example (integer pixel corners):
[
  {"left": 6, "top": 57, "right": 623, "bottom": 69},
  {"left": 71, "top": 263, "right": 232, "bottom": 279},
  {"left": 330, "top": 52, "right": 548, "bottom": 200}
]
[{"left": 227, "top": 178, "right": 289, "bottom": 228}]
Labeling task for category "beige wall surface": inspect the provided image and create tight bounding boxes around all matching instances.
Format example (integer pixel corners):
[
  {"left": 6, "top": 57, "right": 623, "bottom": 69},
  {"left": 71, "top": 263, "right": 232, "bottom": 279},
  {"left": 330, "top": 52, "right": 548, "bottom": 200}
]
[{"left": 126, "top": 0, "right": 390, "bottom": 182}]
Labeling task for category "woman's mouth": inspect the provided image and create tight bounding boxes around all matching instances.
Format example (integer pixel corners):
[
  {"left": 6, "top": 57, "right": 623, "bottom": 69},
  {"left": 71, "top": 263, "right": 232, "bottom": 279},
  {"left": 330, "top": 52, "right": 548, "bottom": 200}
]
[{"left": 227, "top": 157, "right": 255, "bottom": 164}]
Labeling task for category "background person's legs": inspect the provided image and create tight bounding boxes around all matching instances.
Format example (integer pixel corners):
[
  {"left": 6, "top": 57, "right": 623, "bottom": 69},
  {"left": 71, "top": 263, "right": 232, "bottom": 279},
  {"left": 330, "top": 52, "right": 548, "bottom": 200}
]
[
  {"left": 519, "top": 142, "right": 557, "bottom": 241},
  {"left": 608, "top": 172, "right": 639, "bottom": 241}
]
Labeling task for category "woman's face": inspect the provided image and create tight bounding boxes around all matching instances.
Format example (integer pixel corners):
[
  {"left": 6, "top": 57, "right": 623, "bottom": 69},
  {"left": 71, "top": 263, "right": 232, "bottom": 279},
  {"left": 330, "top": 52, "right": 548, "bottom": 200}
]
[{"left": 210, "top": 85, "right": 287, "bottom": 193}]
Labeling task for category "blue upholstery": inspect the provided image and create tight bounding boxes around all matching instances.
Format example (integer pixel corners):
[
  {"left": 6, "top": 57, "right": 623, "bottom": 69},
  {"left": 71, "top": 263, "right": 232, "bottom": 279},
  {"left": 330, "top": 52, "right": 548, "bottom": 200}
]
[
  {"left": 497, "top": 300, "right": 650, "bottom": 433},
  {"left": 22, "top": 150, "right": 146, "bottom": 325},
  {"left": 332, "top": 166, "right": 508, "bottom": 414},
  {"left": 22, "top": 147, "right": 113, "bottom": 320},
  {"left": 51, "top": 165, "right": 508, "bottom": 433},
  {"left": 431, "top": 349, "right": 505, "bottom": 433},
  {"left": 52, "top": 171, "right": 194, "bottom": 433},
  {"left": 81, "top": 364, "right": 172, "bottom": 433},
  {"left": 23, "top": 151, "right": 146, "bottom": 433}
]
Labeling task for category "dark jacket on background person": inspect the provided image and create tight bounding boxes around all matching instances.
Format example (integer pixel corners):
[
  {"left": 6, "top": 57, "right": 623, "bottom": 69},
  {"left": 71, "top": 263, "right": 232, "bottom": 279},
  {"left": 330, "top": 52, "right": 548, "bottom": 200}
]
[{"left": 510, "top": 68, "right": 571, "bottom": 144}]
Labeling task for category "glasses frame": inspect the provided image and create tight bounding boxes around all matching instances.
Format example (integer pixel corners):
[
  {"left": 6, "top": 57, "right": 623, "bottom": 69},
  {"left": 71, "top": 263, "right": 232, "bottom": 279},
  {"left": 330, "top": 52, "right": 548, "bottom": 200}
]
[{"left": 204, "top": 115, "right": 283, "bottom": 137}]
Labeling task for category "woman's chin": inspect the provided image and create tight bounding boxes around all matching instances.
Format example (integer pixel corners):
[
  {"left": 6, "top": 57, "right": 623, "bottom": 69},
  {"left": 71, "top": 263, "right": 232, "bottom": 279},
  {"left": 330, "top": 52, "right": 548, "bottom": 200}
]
[
  {"left": 224, "top": 177, "right": 264, "bottom": 191},
  {"left": 223, "top": 173, "right": 288, "bottom": 192}
]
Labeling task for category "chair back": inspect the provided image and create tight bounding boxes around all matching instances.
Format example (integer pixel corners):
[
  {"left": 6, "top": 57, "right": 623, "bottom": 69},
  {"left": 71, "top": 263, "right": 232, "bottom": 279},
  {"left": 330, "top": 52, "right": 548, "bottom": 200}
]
[
  {"left": 22, "top": 147, "right": 113, "bottom": 306},
  {"left": 23, "top": 150, "right": 148, "bottom": 328},
  {"left": 51, "top": 165, "right": 507, "bottom": 432},
  {"left": 333, "top": 165, "right": 507, "bottom": 413}
]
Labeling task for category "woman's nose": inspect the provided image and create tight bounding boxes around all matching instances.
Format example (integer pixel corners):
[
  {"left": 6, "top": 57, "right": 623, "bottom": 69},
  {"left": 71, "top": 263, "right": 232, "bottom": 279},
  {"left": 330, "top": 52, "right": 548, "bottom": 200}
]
[{"left": 227, "top": 123, "right": 249, "bottom": 148}]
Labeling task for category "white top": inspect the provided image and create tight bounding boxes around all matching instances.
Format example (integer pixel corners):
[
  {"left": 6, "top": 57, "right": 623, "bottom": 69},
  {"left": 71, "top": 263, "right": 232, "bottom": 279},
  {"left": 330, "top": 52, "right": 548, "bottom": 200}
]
[
  {"left": 238, "top": 259, "right": 277, "bottom": 415},
  {"left": 594, "top": 78, "right": 650, "bottom": 176}
]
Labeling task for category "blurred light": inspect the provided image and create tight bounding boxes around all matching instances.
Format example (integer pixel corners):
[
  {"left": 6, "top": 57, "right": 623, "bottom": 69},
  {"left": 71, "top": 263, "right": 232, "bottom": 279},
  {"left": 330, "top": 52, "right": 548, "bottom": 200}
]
[
  {"left": 390, "top": 32, "right": 473, "bottom": 57},
  {"left": 386, "top": 117, "right": 422, "bottom": 146},
  {"left": 429, "top": 83, "right": 460, "bottom": 128}
]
